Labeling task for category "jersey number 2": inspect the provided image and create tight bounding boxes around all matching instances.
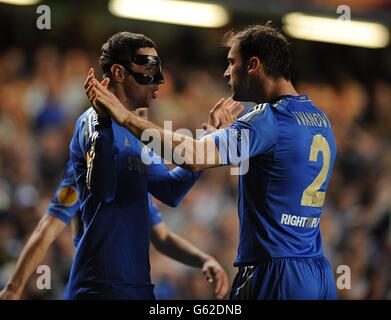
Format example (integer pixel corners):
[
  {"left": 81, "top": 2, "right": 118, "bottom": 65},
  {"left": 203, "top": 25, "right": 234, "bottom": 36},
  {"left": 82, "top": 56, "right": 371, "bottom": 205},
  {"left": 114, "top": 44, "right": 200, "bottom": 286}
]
[{"left": 301, "top": 134, "right": 330, "bottom": 207}]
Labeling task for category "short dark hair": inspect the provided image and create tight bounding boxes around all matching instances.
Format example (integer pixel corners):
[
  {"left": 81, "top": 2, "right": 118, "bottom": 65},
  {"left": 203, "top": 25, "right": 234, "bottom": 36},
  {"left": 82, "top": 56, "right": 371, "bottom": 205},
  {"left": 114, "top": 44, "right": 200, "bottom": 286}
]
[
  {"left": 99, "top": 31, "right": 157, "bottom": 76},
  {"left": 223, "top": 22, "right": 291, "bottom": 80}
]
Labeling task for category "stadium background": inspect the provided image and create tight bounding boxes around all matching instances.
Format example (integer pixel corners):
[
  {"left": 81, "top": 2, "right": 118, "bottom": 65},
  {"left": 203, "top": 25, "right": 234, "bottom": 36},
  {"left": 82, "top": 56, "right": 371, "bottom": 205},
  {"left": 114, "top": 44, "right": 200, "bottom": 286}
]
[{"left": 0, "top": 0, "right": 390, "bottom": 299}]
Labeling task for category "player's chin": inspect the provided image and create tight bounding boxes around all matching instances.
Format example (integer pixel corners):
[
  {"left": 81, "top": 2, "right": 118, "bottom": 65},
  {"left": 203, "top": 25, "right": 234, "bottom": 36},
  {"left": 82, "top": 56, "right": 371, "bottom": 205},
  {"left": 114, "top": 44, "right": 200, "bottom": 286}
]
[
  {"left": 231, "top": 86, "right": 241, "bottom": 100},
  {"left": 143, "top": 96, "right": 153, "bottom": 107}
]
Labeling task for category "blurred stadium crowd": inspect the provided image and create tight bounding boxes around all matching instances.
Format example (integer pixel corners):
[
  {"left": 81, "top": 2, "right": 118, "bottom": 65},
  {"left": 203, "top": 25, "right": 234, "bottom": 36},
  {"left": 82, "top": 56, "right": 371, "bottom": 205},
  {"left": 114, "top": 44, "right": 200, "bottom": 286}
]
[{"left": 0, "top": 44, "right": 390, "bottom": 299}]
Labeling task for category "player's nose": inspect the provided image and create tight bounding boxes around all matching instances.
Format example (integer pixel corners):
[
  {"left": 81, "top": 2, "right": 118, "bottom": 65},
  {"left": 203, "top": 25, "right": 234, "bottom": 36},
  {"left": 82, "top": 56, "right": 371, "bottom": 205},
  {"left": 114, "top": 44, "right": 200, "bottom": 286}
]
[{"left": 224, "top": 69, "right": 230, "bottom": 80}]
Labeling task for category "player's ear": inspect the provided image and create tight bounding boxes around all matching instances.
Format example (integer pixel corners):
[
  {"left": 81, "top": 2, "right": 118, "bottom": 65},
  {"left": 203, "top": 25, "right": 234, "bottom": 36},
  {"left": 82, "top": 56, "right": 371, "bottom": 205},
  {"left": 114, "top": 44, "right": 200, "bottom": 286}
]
[
  {"left": 110, "top": 64, "right": 126, "bottom": 83},
  {"left": 248, "top": 57, "right": 261, "bottom": 75}
]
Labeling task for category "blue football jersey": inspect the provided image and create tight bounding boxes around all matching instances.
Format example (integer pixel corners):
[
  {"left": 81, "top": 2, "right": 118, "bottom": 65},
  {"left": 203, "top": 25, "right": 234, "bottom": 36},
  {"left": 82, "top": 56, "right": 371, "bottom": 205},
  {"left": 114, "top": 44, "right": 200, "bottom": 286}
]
[
  {"left": 48, "top": 160, "right": 164, "bottom": 249},
  {"left": 47, "top": 160, "right": 83, "bottom": 248},
  {"left": 212, "top": 95, "right": 336, "bottom": 265},
  {"left": 48, "top": 161, "right": 79, "bottom": 225},
  {"left": 67, "top": 108, "right": 200, "bottom": 299}
]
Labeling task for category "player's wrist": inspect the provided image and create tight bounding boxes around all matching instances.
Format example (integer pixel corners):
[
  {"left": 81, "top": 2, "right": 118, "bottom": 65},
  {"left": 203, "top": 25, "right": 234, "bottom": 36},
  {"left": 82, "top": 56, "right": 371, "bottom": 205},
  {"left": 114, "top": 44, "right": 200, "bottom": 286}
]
[
  {"left": 121, "top": 110, "right": 136, "bottom": 127},
  {"left": 201, "top": 254, "right": 214, "bottom": 265}
]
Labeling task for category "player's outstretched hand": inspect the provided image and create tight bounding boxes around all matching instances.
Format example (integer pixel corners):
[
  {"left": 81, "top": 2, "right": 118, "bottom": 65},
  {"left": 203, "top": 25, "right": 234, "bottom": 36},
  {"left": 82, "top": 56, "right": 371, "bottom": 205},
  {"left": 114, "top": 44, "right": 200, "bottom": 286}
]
[
  {"left": 84, "top": 68, "right": 110, "bottom": 117},
  {"left": 203, "top": 97, "right": 244, "bottom": 133},
  {"left": 84, "top": 68, "right": 129, "bottom": 125},
  {"left": 201, "top": 258, "right": 229, "bottom": 300}
]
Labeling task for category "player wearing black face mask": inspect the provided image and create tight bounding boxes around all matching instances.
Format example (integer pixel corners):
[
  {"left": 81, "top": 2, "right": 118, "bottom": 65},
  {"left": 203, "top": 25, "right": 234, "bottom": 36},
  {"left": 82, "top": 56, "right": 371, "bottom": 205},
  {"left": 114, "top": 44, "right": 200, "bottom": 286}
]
[{"left": 102, "top": 53, "right": 164, "bottom": 85}]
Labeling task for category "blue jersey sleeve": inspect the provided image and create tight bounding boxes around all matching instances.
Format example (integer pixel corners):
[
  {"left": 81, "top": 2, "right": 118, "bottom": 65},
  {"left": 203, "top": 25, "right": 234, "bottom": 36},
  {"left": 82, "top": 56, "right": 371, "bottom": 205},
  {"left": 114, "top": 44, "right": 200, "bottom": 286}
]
[
  {"left": 148, "top": 194, "right": 163, "bottom": 227},
  {"left": 211, "top": 103, "right": 279, "bottom": 164},
  {"left": 147, "top": 160, "right": 201, "bottom": 207},
  {"left": 47, "top": 160, "right": 80, "bottom": 225},
  {"left": 142, "top": 126, "right": 209, "bottom": 207},
  {"left": 70, "top": 109, "right": 118, "bottom": 203}
]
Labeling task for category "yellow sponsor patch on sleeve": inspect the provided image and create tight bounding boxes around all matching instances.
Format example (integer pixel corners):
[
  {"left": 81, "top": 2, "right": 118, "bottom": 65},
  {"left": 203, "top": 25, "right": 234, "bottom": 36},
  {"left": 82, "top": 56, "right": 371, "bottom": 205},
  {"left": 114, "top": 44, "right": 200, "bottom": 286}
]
[{"left": 57, "top": 186, "right": 78, "bottom": 207}]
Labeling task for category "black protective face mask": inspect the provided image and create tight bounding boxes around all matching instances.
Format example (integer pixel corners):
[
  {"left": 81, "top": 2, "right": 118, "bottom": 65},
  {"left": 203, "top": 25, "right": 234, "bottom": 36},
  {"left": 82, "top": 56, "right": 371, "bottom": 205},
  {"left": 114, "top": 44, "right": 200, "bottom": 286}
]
[{"left": 103, "top": 53, "right": 164, "bottom": 85}]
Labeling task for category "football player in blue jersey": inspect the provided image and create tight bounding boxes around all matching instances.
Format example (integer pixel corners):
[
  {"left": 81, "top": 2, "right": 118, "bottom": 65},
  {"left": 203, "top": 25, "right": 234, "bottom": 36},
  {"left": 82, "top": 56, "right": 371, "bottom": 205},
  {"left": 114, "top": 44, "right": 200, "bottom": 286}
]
[
  {"left": 0, "top": 102, "right": 238, "bottom": 301},
  {"left": 86, "top": 23, "right": 337, "bottom": 300},
  {"left": 0, "top": 165, "right": 229, "bottom": 300},
  {"left": 68, "top": 33, "right": 198, "bottom": 300},
  {"left": 68, "top": 31, "right": 242, "bottom": 300}
]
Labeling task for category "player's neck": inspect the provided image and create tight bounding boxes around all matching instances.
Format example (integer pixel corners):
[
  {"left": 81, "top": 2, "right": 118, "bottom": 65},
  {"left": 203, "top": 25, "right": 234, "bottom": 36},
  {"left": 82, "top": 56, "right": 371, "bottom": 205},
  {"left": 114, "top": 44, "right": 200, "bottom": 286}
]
[
  {"left": 109, "top": 85, "right": 138, "bottom": 111},
  {"left": 255, "top": 77, "right": 299, "bottom": 103},
  {"left": 268, "top": 79, "right": 298, "bottom": 101}
]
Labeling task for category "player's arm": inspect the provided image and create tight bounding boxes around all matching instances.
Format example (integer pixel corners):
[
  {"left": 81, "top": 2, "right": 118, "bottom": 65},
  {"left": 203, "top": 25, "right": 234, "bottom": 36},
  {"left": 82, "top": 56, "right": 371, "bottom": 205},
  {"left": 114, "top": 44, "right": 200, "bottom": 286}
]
[
  {"left": 0, "top": 215, "right": 66, "bottom": 300},
  {"left": 147, "top": 165, "right": 201, "bottom": 207},
  {"left": 133, "top": 97, "right": 242, "bottom": 207},
  {"left": 151, "top": 222, "right": 229, "bottom": 299},
  {"left": 89, "top": 77, "right": 220, "bottom": 172},
  {"left": 86, "top": 70, "right": 247, "bottom": 172},
  {"left": 71, "top": 78, "right": 117, "bottom": 203},
  {"left": 85, "top": 115, "right": 117, "bottom": 203},
  {"left": 148, "top": 196, "right": 228, "bottom": 299},
  {"left": 146, "top": 100, "right": 243, "bottom": 206}
]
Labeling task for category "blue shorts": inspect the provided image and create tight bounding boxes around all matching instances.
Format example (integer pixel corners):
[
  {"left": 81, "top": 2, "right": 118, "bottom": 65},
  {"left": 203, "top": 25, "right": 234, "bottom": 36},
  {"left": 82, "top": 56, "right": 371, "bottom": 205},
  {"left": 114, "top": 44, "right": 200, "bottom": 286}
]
[{"left": 230, "top": 256, "right": 337, "bottom": 300}]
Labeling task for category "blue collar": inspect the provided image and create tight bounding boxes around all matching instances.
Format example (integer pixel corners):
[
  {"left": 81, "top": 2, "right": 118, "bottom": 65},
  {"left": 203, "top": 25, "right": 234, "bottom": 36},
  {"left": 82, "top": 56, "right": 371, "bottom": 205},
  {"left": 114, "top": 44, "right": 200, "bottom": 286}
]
[{"left": 269, "top": 95, "right": 308, "bottom": 104}]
